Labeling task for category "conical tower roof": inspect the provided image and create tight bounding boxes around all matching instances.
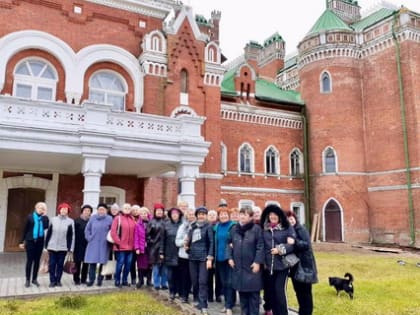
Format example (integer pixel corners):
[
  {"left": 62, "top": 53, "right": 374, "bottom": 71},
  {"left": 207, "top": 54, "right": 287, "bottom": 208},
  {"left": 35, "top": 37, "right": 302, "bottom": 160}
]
[{"left": 306, "top": 9, "right": 353, "bottom": 37}]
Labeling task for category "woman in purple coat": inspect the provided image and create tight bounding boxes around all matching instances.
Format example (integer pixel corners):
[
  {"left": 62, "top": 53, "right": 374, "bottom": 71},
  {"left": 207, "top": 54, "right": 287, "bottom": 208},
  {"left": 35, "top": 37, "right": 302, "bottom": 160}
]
[
  {"left": 84, "top": 203, "right": 113, "bottom": 286},
  {"left": 134, "top": 207, "right": 151, "bottom": 288}
]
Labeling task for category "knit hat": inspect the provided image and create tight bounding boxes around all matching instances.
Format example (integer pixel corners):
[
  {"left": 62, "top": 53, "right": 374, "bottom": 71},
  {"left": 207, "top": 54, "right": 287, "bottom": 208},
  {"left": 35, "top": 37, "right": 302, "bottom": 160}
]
[
  {"left": 153, "top": 203, "right": 165, "bottom": 210},
  {"left": 57, "top": 202, "right": 72, "bottom": 214},
  {"left": 260, "top": 204, "right": 289, "bottom": 229},
  {"left": 81, "top": 204, "right": 93, "bottom": 212},
  {"left": 96, "top": 203, "right": 108, "bottom": 211},
  {"left": 195, "top": 206, "right": 208, "bottom": 217}
]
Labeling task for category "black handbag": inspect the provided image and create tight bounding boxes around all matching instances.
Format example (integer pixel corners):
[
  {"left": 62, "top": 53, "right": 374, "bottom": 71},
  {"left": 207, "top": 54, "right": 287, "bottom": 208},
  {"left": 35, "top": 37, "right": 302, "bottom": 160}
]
[
  {"left": 294, "top": 262, "right": 317, "bottom": 284},
  {"left": 283, "top": 253, "right": 300, "bottom": 268}
]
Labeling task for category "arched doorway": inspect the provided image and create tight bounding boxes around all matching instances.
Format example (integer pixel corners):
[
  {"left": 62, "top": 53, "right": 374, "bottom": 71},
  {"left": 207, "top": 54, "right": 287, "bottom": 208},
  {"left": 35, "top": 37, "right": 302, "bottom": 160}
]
[
  {"left": 323, "top": 198, "right": 343, "bottom": 242},
  {"left": 5, "top": 188, "right": 45, "bottom": 251}
]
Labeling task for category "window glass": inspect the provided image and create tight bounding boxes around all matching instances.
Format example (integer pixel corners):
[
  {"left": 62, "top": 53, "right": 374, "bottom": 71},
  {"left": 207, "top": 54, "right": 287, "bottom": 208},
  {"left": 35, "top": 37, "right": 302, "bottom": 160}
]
[
  {"left": 89, "top": 71, "right": 126, "bottom": 111},
  {"left": 37, "top": 87, "right": 53, "bottom": 100},
  {"left": 15, "top": 84, "right": 32, "bottom": 98}
]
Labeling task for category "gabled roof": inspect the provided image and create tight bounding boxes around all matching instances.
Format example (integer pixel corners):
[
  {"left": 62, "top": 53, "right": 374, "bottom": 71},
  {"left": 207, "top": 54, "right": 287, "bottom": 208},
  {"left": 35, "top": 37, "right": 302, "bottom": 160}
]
[
  {"left": 306, "top": 9, "right": 353, "bottom": 36},
  {"left": 351, "top": 8, "right": 395, "bottom": 32},
  {"left": 220, "top": 68, "right": 304, "bottom": 105}
]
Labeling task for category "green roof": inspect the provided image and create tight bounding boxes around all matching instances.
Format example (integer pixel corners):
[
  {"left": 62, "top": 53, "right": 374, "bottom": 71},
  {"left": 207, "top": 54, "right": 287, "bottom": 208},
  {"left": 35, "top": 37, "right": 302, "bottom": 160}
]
[
  {"left": 221, "top": 68, "right": 303, "bottom": 105},
  {"left": 263, "top": 32, "right": 284, "bottom": 47},
  {"left": 351, "top": 8, "right": 395, "bottom": 32},
  {"left": 246, "top": 40, "right": 263, "bottom": 49},
  {"left": 195, "top": 14, "right": 210, "bottom": 26},
  {"left": 306, "top": 9, "right": 353, "bottom": 36},
  {"left": 255, "top": 79, "right": 304, "bottom": 105}
]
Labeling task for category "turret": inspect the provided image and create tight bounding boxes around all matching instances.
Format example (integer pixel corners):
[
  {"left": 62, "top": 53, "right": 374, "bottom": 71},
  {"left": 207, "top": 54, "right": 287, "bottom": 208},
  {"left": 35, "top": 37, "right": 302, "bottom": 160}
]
[{"left": 327, "top": 0, "right": 361, "bottom": 24}]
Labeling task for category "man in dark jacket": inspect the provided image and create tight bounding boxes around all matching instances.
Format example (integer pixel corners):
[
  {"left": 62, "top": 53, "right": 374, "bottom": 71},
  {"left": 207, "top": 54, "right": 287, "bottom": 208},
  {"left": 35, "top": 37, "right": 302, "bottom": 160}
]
[
  {"left": 186, "top": 206, "right": 214, "bottom": 315},
  {"left": 73, "top": 204, "right": 92, "bottom": 285}
]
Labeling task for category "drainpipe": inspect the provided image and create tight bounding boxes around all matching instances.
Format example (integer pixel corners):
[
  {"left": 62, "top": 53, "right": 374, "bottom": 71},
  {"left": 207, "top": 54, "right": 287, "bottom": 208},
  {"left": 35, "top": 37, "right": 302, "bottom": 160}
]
[
  {"left": 301, "top": 106, "right": 311, "bottom": 229},
  {"left": 392, "top": 12, "right": 416, "bottom": 246}
]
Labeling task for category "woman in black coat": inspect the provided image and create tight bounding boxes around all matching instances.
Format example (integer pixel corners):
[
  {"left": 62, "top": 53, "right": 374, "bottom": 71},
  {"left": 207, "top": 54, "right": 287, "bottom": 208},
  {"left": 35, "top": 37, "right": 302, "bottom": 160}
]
[
  {"left": 228, "top": 206, "right": 264, "bottom": 315},
  {"left": 261, "top": 204, "right": 296, "bottom": 315},
  {"left": 73, "top": 204, "right": 92, "bottom": 285},
  {"left": 19, "top": 202, "right": 49, "bottom": 287},
  {"left": 160, "top": 207, "right": 183, "bottom": 300},
  {"left": 286, "top": 210, "right": 318, "bottom": 315}
]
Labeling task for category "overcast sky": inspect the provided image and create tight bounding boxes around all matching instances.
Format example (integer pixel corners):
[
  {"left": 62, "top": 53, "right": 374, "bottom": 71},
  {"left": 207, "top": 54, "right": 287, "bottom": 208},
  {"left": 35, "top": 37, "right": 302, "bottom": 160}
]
[{"left": 187, "top": 0, "right": 420, "bottom": 60}]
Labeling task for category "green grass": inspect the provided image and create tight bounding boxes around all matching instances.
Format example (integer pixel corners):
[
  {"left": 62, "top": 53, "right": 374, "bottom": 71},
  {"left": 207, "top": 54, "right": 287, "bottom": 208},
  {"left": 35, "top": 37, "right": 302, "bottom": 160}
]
[
  {"left": 287, "top": 251, "right": 420, "bottom": 315},
  {"left": 0, "top": 291, "right": 182, "bottom": 315}
]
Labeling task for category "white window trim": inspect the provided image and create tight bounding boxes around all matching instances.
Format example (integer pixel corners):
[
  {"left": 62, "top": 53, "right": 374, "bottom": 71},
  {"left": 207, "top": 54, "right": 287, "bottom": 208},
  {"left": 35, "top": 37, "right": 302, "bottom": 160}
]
[
  {"left": 204, "top": 41, "right": 221, "bottom": 64},
  {"left": 321, "top": 197, "right": 344, "bottom": 242},
  {"left": 238, "top": 142, "right": 255, "bottom": 174},
  {"left": 320, "top": 70, "right": 332, "bottom": 94},
  {"left": 13, "top": 57, "right": 58, "bottom": 101},
  {"left": 289, "top": 147, "right": 304, "bottom": 177},
  {"left": 221, "top": 142, "right": 227, "bottom": 174},
  {"left": 264, "top": 145, "right": 280, "bottom": 176},
  {"left": 322, "top": 146, "right": 338, "bottom": 174},
  {"left": 239, "top": 199, "right": 255, "bottom": 209},
  {"left": 290, "top": 202, "right": 305, "bottom": 224},
  {"left": 100, "top": 186, "right": 126, "bottom": 207},
  {"left": 89, "top": 70, "right": 128, "bottom": 111}
]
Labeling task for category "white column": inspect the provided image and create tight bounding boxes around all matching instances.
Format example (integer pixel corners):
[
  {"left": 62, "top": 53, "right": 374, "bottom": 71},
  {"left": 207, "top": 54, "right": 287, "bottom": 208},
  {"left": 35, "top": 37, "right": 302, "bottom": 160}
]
[
  {"left": 177, "top": 164, "right": 199, "bottom": 209},
  {"left": 82, "top": 155, "right": 106, "bottom": 212}
]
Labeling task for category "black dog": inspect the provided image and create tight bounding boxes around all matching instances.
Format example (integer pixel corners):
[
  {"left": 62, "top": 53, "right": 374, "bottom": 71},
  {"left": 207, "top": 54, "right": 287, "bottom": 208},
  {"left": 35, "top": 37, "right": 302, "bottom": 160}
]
[{"left": 328, "top": 273, "right": 354, "bottom": 299}]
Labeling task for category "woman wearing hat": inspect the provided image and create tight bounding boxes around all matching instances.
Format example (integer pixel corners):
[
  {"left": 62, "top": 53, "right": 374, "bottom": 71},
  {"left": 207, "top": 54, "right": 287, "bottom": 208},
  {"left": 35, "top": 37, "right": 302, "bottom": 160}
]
[
  {"left": 45, "top": 202, "right": 75, "bottom": 287},
  {"left": 185, "top": 206, "right": 214, "bottom": 315},
  {"left": 261, "top": 204, "right": 296, "bottom": 315}
]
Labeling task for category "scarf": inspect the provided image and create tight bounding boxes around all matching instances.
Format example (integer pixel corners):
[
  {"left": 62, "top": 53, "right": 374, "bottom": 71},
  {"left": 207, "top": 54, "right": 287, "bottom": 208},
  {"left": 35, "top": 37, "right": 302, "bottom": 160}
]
[
  {"left": 238, "top": 221, "right": 254, "bottom": 236},
  {"left": 32, "top": 211, "right": 44, "bottom": 240}
]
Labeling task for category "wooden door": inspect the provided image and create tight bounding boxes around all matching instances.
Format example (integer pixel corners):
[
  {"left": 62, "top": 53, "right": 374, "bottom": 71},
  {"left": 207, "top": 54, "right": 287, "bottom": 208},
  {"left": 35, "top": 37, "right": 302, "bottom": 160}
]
[
  {"left": 4, "top": 188, "right": 45, "bottom": 252},
  {"left": 324, "top": 200, "right": 343, "bottom": 242}
]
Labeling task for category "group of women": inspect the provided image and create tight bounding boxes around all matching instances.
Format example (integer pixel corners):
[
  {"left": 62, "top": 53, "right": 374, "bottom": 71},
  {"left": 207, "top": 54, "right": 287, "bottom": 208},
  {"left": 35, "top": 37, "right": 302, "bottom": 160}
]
[{"left": 20, "top": 200, "right": 318, "bottom": 315}]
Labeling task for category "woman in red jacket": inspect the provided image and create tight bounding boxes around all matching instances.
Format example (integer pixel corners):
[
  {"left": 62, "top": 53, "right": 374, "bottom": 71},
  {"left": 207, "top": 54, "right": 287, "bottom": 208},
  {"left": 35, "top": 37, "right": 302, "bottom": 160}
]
[{"left": 110, "top": 203, "right": 136, "bottom": 287}]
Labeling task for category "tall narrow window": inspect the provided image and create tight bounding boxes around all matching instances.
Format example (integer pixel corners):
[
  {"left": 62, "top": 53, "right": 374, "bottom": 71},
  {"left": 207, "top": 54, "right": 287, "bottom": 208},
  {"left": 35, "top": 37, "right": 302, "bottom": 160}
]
[
  {"left": 89, "top": 71, "right": 127, "bottom": 111},
  {"left": 180, "top": 69, "right": 188, "bottom": 93},
  {"left": 151, "top": 35, "right": 161, "bottom": 51},
  {"left": 239, "top": 144, "right": 253, "bottom": 173},
  {"left": 290, "top": 149, "right": 303, "bottom": 176},
  {"left": 265, "top": 146, "right": 278, "bottom": 175},
  {"left": 324, "top": 147, "right": 337, "bottom": 173},
  {"left": 221, "top": 143, "right": 227, "bottom": 173},
  {"left": 13, "top": 59, "right": 57, "bottom": 101},
  {"left": 321, "top": 72, "right": 331, "bottom": 93}
]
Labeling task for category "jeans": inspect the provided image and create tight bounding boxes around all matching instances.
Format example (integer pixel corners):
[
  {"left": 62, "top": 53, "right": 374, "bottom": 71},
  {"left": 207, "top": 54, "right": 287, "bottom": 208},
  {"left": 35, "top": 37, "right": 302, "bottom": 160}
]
[
  {"left": 189, "top": 260, "right": 208, "bottom": 309},
  {"left": 114, "top": 251, "right": 133, "bottom": 285},
  {"left": 216, "top": 260, "right": 235, "bottom": 309},
  {"left": 152, "top": 264, "right": 168, "bottom": 288},
  {"left": 239, "top": 291, "right": 260, "bottom": 315},
  {"left": 48, "top": 250, "right": 67, "bottom": 284},
  {"left": 25, "top": 239, "right": 44, "bottom": 281}
]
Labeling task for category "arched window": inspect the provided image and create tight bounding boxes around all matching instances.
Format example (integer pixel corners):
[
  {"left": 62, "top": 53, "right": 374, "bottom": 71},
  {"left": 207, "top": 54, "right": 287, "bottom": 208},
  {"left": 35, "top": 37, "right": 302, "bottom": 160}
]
[
  {"left": 321, "top": 71, "right": 331, "bottom": 93},
  {"left": 265, "top": 146, "right": 279, "bottom": 175},
  {"left": 221, "top": 143, "right": 227, "bottom": 173},
  {"left": 88, "top": 71, "right": 127, "bottom": 111},
  {"left": 239, "top": 143, "right": 253, "bottom": 173},
  {"left": 180, "top": 69, "right": 188, "bottom": 93},
  {"left": 151, "top": 35, "right": 161, "bottom": 52},
  {"left": 324, "top": 147, "right": 337, "bottom": 173},
  {"left": 208, "top": 47, "right": 215, "bottom": 62},
  {"left": 13, "top": 59, "right": 57, "bottom": 101},
  {"left": 290, "top": 148, "right": 303, "bottom": 176}
]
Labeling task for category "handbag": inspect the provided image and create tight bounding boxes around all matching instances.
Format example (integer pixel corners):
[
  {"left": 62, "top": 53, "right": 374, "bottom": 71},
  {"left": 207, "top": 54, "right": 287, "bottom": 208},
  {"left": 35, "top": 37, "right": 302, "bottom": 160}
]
[
  {"left": 39, "top": 250, "right": 49, "bottom": 273},
  {"left": 63, "top": 253, "right": 77, "bottom": 274},
  {"left": 107, "top": 215, "right": 121, "bottom": 244},
  {"left": 283, "top": 253, "right": 300, "bottom": 268},
  {"left": 101, "top": 257, "right": 116, "bottom": 276},
  {"left": 294, "top": 262, "right": 318, "bottom": 284}
]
